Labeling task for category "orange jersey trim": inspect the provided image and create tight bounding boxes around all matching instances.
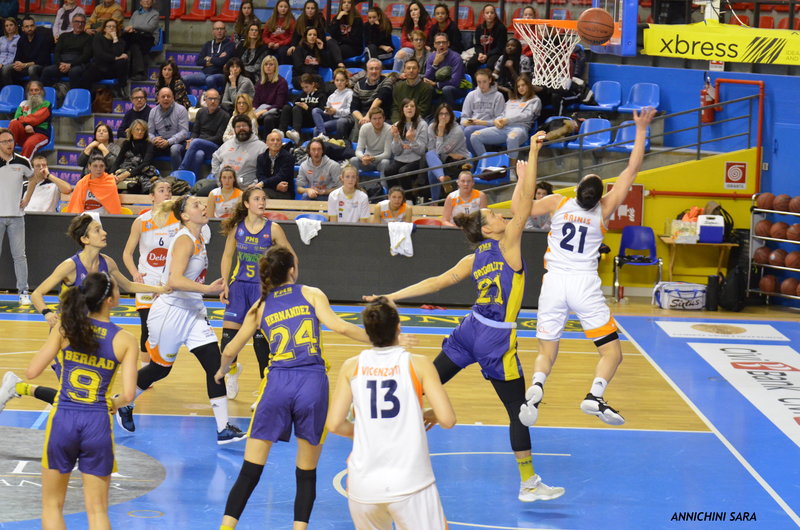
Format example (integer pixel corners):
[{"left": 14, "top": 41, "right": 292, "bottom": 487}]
[
  {"left": 408, "top": 359, "right": 423, "bottom": 407},
  {"left": 584, "top": 316, "right": 618, "bottom": 339}
]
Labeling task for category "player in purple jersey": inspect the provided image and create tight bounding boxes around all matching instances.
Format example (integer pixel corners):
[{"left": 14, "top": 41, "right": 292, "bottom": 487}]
[
  {"left": 219, "top": 187, "right": 297, "bottom": 400},
  {"left": 215, "top": 246, "right": 372, "bottom": 529},
  {"left": 364, "top": 134, "right": 565, "bottom": 503},
  {"left": 25, "top": 272, "right": 138, "bottom": 530}
]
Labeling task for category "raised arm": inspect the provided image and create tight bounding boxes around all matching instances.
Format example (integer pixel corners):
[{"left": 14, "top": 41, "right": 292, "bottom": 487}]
[
  {"left": 601, "top": 107, "right": 656, "bottom": 220},
  {"left": 363, "top": 254, "right": 474, "bottom": 303},
  {"left": 106, "top": 256, "right": 167, "bottom": 294},
  {"left": 504, "top": 133, "right": 546, "bottom": 248}
]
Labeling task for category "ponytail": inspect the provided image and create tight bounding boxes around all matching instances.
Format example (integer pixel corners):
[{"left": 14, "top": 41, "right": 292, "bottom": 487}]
[
  {"left": 259, "top": 246, "right": 295, "bottom": 302},
  {"left": 454, "top": 210, "right": 486, "bottom": 246},
  {"left": 59, "top": 272, "right": 114, "bottom": 354},
  {"left": 362, "top": 296, "right": 399, "bottom": 347}
]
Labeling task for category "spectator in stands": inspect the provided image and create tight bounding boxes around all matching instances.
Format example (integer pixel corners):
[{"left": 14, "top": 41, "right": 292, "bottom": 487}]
[
  {"left": 385, "top": 98, "right": 428, "bottom": 195},
  {"left": 123, "top": 0, "right": 159, "bottom": 81},
  {"left": 441, "top": 170, "right": 487, "bottom": 226},
  {"left": 233, "top": 1, "right": 261, "bottom": 46},
  {"left": 78, "top": 122, "right": 120, "bottom": 175},
  {"left": 466, "top": 4, "right": 507, "bottom": 79},
  {"left": 0, "top": 128, "right": 33, "bottom": 305},
  {"left": 350, "top": 107, "right": 391, "bottom": 193},
  {"left": 330, "top": 0, "right": 364, "bottom": 62},
  {"left": 364, "top": 5, "right": 393, "bottom": 62},
  {"left": 261, "top": 0, "right": 294, "bottom": 64},
  {"left": 178, "top": 88, "right": 230, "bottom": 174},
  {"left": 256, "top": 129, "right": 294, "bottom": 199},
  {"left": 423, "top": 32, "right": 465, "bottom": 109},
  {"left": 291, "top": 26, "right": 333, "bottom": 90},
  {"left": 211, "top": 115, "right": 267, "bottom": 189},
  {"left": 185, "top": 22, "right": 235, "bottom": 94},
  {"left": 373, "top": 186, "right": 412, "bottom": 223},
  {"left": 156, "top": 59, "right": 192, "bottom": 109},
  {"left": 296, "top": 138, "right": 341, "bottom": 200},
  {"left": 65, "top": 155, "right": 122, "bottom": 214},
  {"left": 253, "top": 55, "right": 288, "bottom": 134},
  {"left": 235, "top": 23, "right": 268, "bottom": 83},
  {"left": 42, "top": 13, "right": 91, "bottom": 88},
  {"left": 526, "top": 181, "right": 553, "bottom": 230},
  {"left": 0, "top": 18, "right": 20, "bottom": 74},
  {"left": 53, "top": 0, "right": 85, "bottom": 42},
  {"left": 112, "top": 119, "right": 155, "bottom": 184},
  {"left": 86, "top": 0, "right": 124, "bottom": 36},
  {"left": 518, "top": 6, "right": 536, "bottom": 58},
  {"left": 83, "top": 19, "right": 130, "bottom": 97},
  {"left": 148, "top": 87, "right": 190, "bottom": 170},
  {"left": 1, "top": 16, "right": 52, "bottom": 85},
  {"left": 221, "top": 57, "right": 255, "bottom": 114},
  {"left": 23, "top": 155, "right": 73, "bottom": 213},
  {"left": 280, "top": 73, "right": 326, "bottom": 144},
  {"left": 222, "top": 93, "right": 259, "bottom": 143},
  {"left": 8, "top": 81, "right": 51, "bottom": 158},
  {"left": 460, "top": 68, "right": 505, "bottom": 155},
  {"left": 327, "top": 165, "right": 370, "bottom": 223},
  {"left": 493, "top": 38, "right": 531, "bottom": 100},
  {"left": 288, "top": 0, "right": 344, "bottom": 68},
  {"left": 118, "top": 88, "right": 152, "bottom": 137},
  {"left": 312, "top": 68, "right": 353, "bottom": 139},
  {"left": 471, "top": 73, "right": 540, "bottom": 181},
  {"left": 425, "top": 103, "right": 470, "bottom": 201},
  {"left": 428, "top": 4, "right": 463, "bottom": 53},
  {"left": 390, "top": 58, "right": 433, "bottom": 123},
  {"left": 393, "top": 29, "right": 428, "bottom": 80},
  {"left": 393, "top": 1, "right": 431, "bottom": 72},
  {"left": 351, "top": 58, "right": 393, "bottom": 131}
]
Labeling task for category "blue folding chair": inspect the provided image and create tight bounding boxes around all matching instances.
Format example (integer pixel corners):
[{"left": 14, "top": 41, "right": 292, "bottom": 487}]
[
  {"left": 170, "top": 170, "right": 197, "bottom": 187},
  {"left": 579, "top": 80, "right": 622, "bottom": 112},
  {"left": 613, "top": 225, "right": 662, "bottom": 301},
  {"left": 618, "top": 82, "right": 660, "bottom": 113},
  {"left": 382, "top": 35, "right": 401, "bottom": 68},
  {"left": 44, "top": 87, "right": 56, "bottom": 108},
  {"left": 607, "top": 120, "right": 650, "bottom": 154},
  {"left": 151, "top": 27, "right": 164, "bottom": 52},
  {"left": 566, "top": 118, "right": 612, "bottom": 151},
  {"left": 474, "top": 153, "right": 510, "bottom": 186},
  {"left": 53, "top": 89, "right": 92, "bottom": 118},
  {"left": 0, "top": 85, "right": 24, "bottom": 113},
  {"left": 295, "top": 213, "right": 327, "bottom": 222},
  {"left": 278, "top": 64, "right": 292, "bottom": 84}
]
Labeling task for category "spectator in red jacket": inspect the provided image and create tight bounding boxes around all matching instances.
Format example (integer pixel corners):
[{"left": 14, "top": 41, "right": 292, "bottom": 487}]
[
  {"left": 261, "top": 0, "right": 295, "bottom": 64},
  {"left": 8, "top": 81, "right": 51, "bottom": 158}
]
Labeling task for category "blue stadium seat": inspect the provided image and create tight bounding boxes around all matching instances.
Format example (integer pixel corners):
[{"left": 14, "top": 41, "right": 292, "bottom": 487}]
[
  {"left": 278, "top": 64, "right": 292, "bottom": 84},
  {"left": 151, "top": 27, "right": 164, "bottom": 52},
  {"left": 474, "top": 153, "right": 510, "bottom": 186},
  {"left": 566, "top": 118, "right": 612, "bottom": 150},
  {"left": 606, "top": 120, "right": 651, "bottom": 153},
  {"left": 53, "top": 89, "right": 92, "bottom": 118},
  {"left": 44, "top": 87, "right": 56, "bottom": 108},
  {"left": 579, "top": 80, "right": 622, "bottom": 112},
  {"left": 383, "top": 35, "right": 401, "bottom": 68},
  {"left": 618, "top": 82, "right": 660, "bottom": 113},
  {"left": 170, "top": 170, "right": 197, "bottom": 186},
  {"left": 0, "top": 85, "right": 24, "bottom": 114}
]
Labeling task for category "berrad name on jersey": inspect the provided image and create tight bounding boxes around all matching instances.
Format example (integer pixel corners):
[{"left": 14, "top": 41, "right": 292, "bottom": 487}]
[
  {"left": 63, "top": 350, "right": 116, "bottom": 370},
  {"left": 147, "top": 248, "right": 168, "bottom": 268}
]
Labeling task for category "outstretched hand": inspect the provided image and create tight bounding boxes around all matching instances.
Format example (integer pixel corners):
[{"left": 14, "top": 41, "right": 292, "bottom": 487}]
[
  {"left": 362, "top": 294, "right": 382, "bottom": 302},
  {"left": 633, "top": 107, "right": 657, "bottom": 128}
]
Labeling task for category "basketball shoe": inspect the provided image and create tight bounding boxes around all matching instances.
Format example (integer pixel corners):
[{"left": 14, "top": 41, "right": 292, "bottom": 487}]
[
  {"left": 217, "top": 423, "right": 247, "bottom": 445},
  {"left": 518, "top": 383, "right": 543, "bottom": 427},
  {"left": 225, "top": 363, "right": 242, "bottom": 400},
  {"left": 0, "top": 371, "right": 22, "bottom": 413},
  {"left": 18, "top": 292, "right": 30, "bottom": 306},
  {"left": 580, "top": 393, "right": 625, "bottom": 425},
  {"left": 518, "top": 474, "right": 565, "bottom": 502},
  {"left": 116, "top": 404, "right": 136, "bottom": 432}
]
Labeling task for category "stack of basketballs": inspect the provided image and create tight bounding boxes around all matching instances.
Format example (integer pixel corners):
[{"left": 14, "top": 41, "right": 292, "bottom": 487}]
[{"left": 753, "top": 192, "right": 800, "bottom": 297}]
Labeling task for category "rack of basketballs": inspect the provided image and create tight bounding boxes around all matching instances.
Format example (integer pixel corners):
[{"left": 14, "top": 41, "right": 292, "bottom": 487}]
[{"left": 750, "top": 192, "right": 800, "bottom": 302}]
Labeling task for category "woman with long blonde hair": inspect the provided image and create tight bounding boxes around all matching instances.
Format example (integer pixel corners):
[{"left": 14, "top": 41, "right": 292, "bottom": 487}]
[
  {"left": 254, "top": 55, "right": 288, "bottom": 134},
  {"left": 223, "top": 93, "right": 260, "bottom": 142}
]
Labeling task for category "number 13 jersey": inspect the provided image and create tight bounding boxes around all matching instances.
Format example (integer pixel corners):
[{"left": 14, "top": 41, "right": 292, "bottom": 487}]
[{"left": 544, "top": 197, "right": 606, "bottom": 273}]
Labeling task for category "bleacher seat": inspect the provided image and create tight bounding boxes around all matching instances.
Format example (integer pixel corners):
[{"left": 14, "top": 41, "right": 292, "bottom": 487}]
[
  {"left": 387, "top": 3, "right": 406, "bottom": 27},
  {"left": 474, "top": 153, "right": 510, "bottom": 186},
  {"left": 423, "top": 4, "right": 435, "bottom": 17},
  {"left": 730, "top": 14, "right": 750, "bottom": 25},
  {"left": 39, "top": 0, "right": 60, "bottom": 15},
  {"left": 44, "top": 87, "right": 56, "bottom": 108},
  {"left": 181, "top": 0, "right": 215, "bottom": 21},
  {"left": 384, "top": 35, "right": 401, "bottom": 67},
  {"left": 151, "top": 28, "right": 164, "bottom": 52},
  {"left": 0, "top": 85, "right": 24, "bottom": 114},
  {"left": 170, "top": 170, "right": 197, "bottom": 186},
  {"left": 278, "top": 64, "right": 292, "bottom": 84},
  {"left": 606, "top": 120, "right": 651, "bottom": 154},
  {"left": 618, "top": 82, "right": 660, "bottom": 113},
  {"left": 211, "top": 0, "right": 243, "bottom": 21},
  {"left": 777, "top": 16, "right": 800, "bottom": 28},
  {"left": 452, "top": 6, "right": 476, "bottom": 30},
  {"left": 413, "top": 218, "right": 443, "bottom": 226},
  {"left": 19, "top": 0, "right": 41, "bottom": 13},
  {"left": 566, "top": 118, "right": 612, "bottom": 150},
  {"left": 77, "top": 0, "right": 96, "bottom": 14},
  {"left": 758, "top": 15, "right": 776, "bottom": 27},
  {"left": 579, "top": 80, "right": 622, "bottom": 112},
  {"left": 170, "top": 0, "right": 187, "bottom": 19},
  {"left": 263, "top": 212, "right": 289, "bottom": 220}
]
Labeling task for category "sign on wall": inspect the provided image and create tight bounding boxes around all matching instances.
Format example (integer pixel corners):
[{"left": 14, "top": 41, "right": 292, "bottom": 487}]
[
  {"left": 605, "top": 183, "right": 644, "bottom": 230},
  {"left": 724, "top": 162, "right": 747, "bottom": 190}
]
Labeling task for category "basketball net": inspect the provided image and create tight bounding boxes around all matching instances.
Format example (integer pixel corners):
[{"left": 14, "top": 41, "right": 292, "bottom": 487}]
[{"left": 515, "top": 20, "right": 581, "bottom": 90}]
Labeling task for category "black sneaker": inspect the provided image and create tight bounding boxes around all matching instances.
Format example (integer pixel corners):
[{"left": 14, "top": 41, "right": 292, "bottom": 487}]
[
  {"left": 580, "top": 393, "right": 624, "bottom": 425},
  {"left": 116, "top": 404, "right": 135, "bottom": 432},
  {"left": 217, "top": 423, "right": 247, "bottom": 445}
]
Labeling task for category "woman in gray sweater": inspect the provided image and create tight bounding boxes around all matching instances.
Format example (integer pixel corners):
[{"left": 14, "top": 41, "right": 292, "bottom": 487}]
[
  {"left": 123, "top": 0, "right": 160, "bottom": 80},
  {"left": 221, "top": 57, "right": 256, "bottom": 114},
  {"left": 385, "top": 98, "right": 429, "bottom": 198},
  {"left": 425, "top": 103, "right": 470, "bottom": 202}
]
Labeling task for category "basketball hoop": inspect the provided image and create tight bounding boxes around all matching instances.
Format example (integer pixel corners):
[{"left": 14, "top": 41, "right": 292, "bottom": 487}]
[{"left": 514, "top": 19, "right": 581, "bottom": 90}]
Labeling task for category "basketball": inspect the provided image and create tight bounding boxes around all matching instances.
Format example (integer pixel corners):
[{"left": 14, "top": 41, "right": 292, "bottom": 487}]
[
  {"left": 753, "top": 246, "right": 771, "bottom": 264},
  {"left": 577, "top": 8, "right": 615, "bottom": 45},
  {"left": 787, "top": 251, "right": 800, "bottom": 269},
  {"left": 770, "top": 221, "right": 789, "bottom": 239},
  {"left": 755, "top": 219, "right": 772, "bottom": 237},
  {"left": 788, "top": 224, "right": 800, "bottom": 241},
  {"left": 756, "top": 192, "right": 774, "bottom": 210},
  {"left": 781, "top": 277, "right": 799, "bottom": 295},
  {"left": 790, "top": 196, "right": 800, "bottom": 213},
  {"left": 769, "top": 248, "right": 787, "bottom": 266},
  {"left": 773, "top": 194, "right": 792, "bottom": 212},
  {"left": 759, "top": 274, "right": 778, "bottom": 293}
]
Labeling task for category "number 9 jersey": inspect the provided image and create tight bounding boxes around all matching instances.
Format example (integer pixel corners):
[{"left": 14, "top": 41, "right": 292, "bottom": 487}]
[{"left": 544, "top": 197, "right": 606, "bottom": 273}]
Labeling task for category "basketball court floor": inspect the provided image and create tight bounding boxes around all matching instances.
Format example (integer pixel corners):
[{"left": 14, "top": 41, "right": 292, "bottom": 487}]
[{"left": 0, "top": 295, "right": 798, "bottom": 529}]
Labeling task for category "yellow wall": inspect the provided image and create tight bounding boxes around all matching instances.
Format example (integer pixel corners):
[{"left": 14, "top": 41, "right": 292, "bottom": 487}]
[{"left": 494, "top": 148, "right": 759, "bottom": 288}]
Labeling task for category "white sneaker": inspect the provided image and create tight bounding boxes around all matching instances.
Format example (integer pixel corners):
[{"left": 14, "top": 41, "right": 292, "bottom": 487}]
[
  {"left": 0, "top": 371, "right": 23, "bottom": 413},
  {"left": 518, "top": 474, "right": 565, "bottom": 502},
  {"left": 580, "top": 393, "right": 625, "bottom": 425},
  {"left": 18, "top": 292, "right": 31, "bottom": 306},
  {"left": 225, "top": 363, "right": 242, "bottom": 400},
  {"left": 286, "top": 130, "right": 300, "bottom": 143},
  {"left": 518, "top": 383, "right": 543, "bottom": 426}
]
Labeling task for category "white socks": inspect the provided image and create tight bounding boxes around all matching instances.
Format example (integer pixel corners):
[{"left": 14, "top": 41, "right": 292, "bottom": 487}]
[
  {"left": 532, "top": 372, "right": 548, "bottom": 387},
  {"left": 210, "top": 396, "right": 229, "bottom": 431},
  {"left": 590, "top": 377, "right": 608, "bottom": 398}
]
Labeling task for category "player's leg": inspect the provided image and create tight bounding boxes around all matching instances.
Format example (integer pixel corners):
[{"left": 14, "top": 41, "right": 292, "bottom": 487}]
[
  {"left": 293, "top": 438, "right": 324, "bottom": 530},
  {"left": 1, "top": 372, "right": 57, "bottom": 411},
  {"left": 136, "top": 307, "right": 151, "bottom": 368},
  {"left": 348, "top": 499, "right": 394, "bottom": 530},
  {"left": 41, "top": 468, "right": 70, "bottom": 530},
  {"left": 291, "top": 370, "right": 328, "bottom": 529},
  {"left": 221, "top": 438, "right": 273, "bottom": 529},
  {"left": 81, "top": 473, "right": 111, "bottom": 530},
  {"left": 433, "top": 319, "right": 482, "bottom": 384},
  {"left": 388, "top": 482, "right": 448, "bottom": 530}
]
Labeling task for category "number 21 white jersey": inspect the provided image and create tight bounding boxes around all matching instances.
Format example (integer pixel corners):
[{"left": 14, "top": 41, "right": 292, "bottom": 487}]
[{"left": 544, "top": 197, "right": 607, "bottom": 273}]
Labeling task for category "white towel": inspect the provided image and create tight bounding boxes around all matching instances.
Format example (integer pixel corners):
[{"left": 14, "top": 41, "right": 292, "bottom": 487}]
[
  {"left": 388, "top": 222, "right": 414, "bottom": 257},
  {"left": 296, "top": 217, "right": 322, "bottom": 245}
]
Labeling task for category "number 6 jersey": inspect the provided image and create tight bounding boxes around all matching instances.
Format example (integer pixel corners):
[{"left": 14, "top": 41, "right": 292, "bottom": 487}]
[{"left": 544, "top": 197, "right": 606, "bottom": 273}]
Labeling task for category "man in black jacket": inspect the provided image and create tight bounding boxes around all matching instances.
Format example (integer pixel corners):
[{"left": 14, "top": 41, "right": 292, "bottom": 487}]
[
  {"left": 118, "top": 88, "right": 152, "bottom": 137},
  {"left": 177, "top": 89, "right": 230, "bottom": 174},
  {"left": 40, "top": 13, "right": 91, "bottom": 88},
  {"left": 1, "top": 16, "right": 52, "bottom": 85},
  {"left": 256, "top": 130, "right": 295, "bottom": 200}
]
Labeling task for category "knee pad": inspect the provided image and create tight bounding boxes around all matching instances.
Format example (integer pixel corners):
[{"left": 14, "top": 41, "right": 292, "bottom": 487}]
[
  {"left": 294, "top": 467, "right": 317, "bottom": 523},
  {"left": 224, "top": 460, "right": 264, "bottom": 520},
  {"left": 593, "top": 331, "right": 619, "bottom": 348}
]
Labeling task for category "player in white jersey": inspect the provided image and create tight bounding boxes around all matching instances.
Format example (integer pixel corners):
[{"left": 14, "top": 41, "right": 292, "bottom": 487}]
[
  {"left": 518, "top": 107, "right": 656, "bottom": 428},
  {"left": 328, "top": 297, "right": 455, "bottom": 530},
  {"left": 116, "top": 195, "right": 246, "bottom": 444}
]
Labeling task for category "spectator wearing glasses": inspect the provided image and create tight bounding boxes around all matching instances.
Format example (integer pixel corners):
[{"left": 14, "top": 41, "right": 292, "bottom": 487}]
[
  {"left": 178, "top": 89, "right": 230, "bottom": 174},
  {"left": 41, "top": 13, "right": 91, "bottom": 87},
  {"left": 2, "top": 16, "right": 52, "bottom": 85},
  {"left": 53, "top": 0, "right": 85, "bottom": 42},
  {"left": 392, "top": 29, "right": 429, "bottom": 78},
  {"left": 148, "top": 87, "right": 190, "bottom": 170},
  {"left": 118, "top": 88, "right": 152, "bottom": 137},
  {"left": 85, "top": 0, "right": 124, "bottom": 36},
  {"left": 185, "top": 22, "right": 235, "bottom": 94},
  {"left": 83, "top": 19, "right": 130, "bottom": 96},
  {"left": 393, "top": 0, "right": 431, "bottom": 72},
  {"left": 423, "top": 32, "right": 465, "bottom": 110}
]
